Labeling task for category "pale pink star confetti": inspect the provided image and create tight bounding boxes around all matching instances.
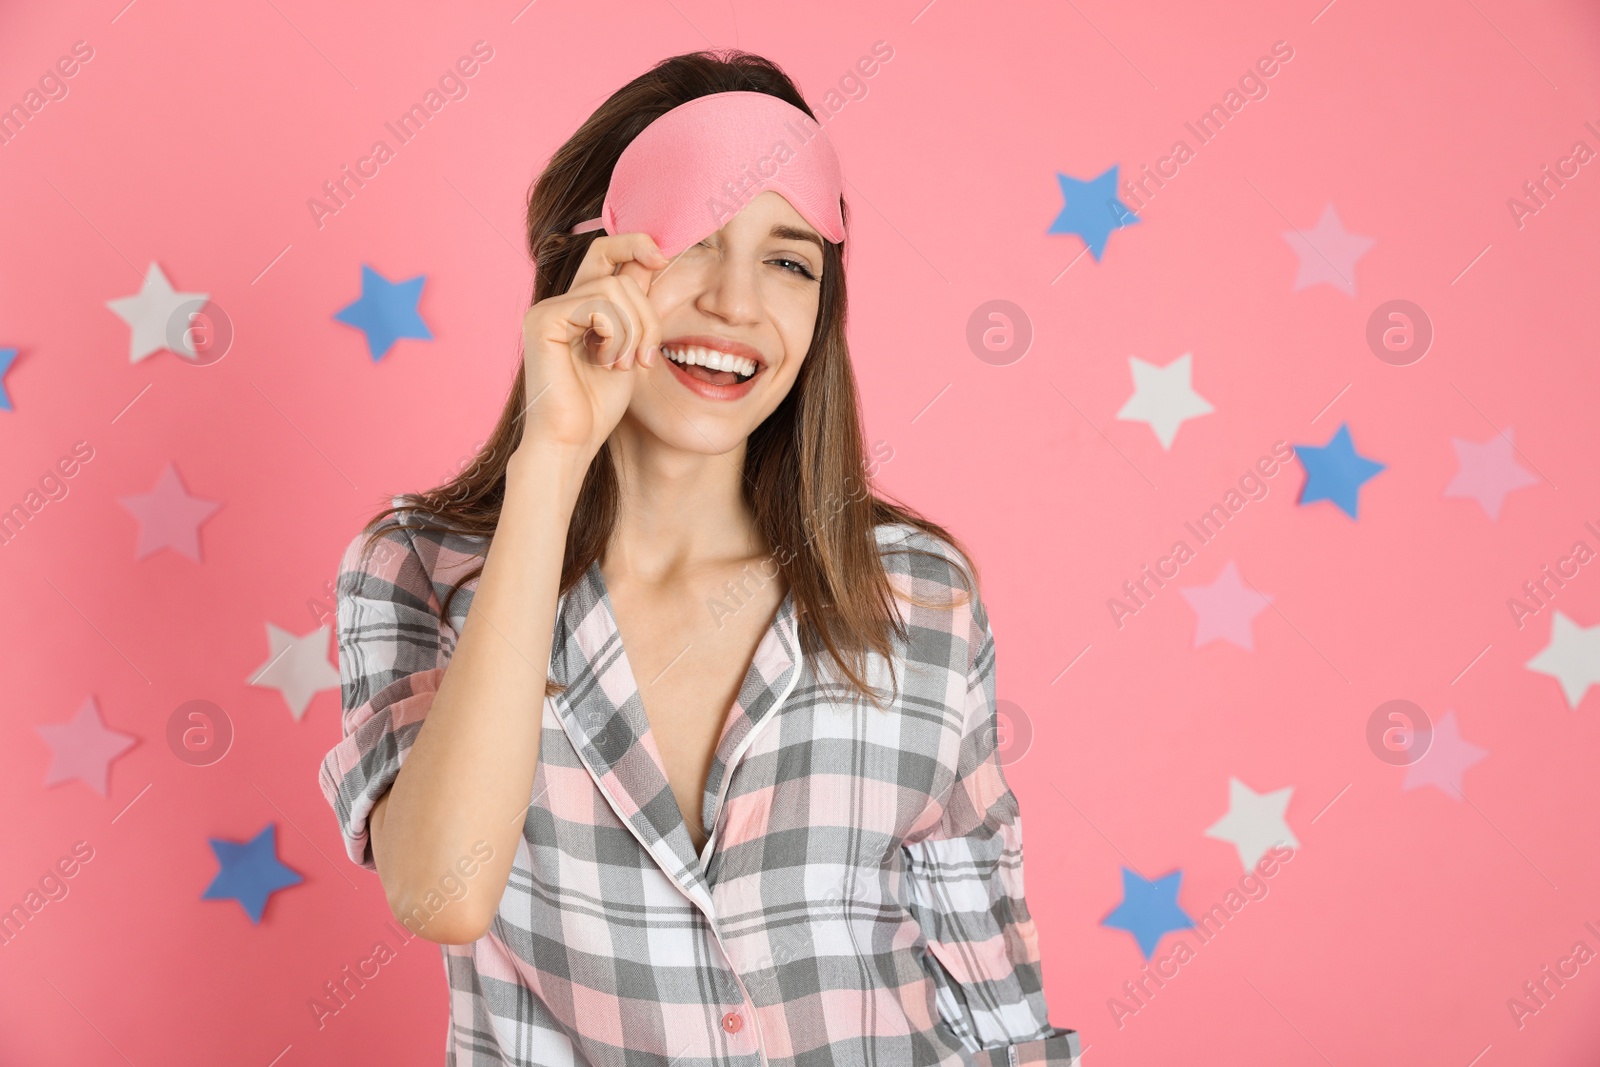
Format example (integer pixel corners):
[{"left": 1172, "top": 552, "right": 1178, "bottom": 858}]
[
  {"left": 1443, "top": 428, "right": 1538, "bottom": 520},
  {"left": 1282, "top": 203, "right": 1375, "bottom": 297},
  {"left": 1181, "top": 559, "right": 1273, "bottom": 650},
  {"left": 36, "top": 695, "right": 138, "bottom": 796},
  {"left": 117, "top": 461, "right": 222, "bottom": 562},
  {"left": 1403, "top": 711, "right": 1487, "bottom": 798}
]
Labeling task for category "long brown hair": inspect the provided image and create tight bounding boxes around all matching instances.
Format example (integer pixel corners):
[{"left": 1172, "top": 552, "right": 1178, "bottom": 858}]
[{"left": 353, "top": 48, "right": 979, "bottom": 707}]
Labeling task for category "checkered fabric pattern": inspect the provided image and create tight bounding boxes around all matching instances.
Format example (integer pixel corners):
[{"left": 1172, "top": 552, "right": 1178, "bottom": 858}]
[{"left": 319, "top": 502, "right": 1080, "bottom": 1066}]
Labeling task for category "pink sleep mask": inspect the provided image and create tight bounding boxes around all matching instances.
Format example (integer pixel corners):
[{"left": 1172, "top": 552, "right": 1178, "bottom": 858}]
[{"left": 568, "top": 90, "right": 846, "bottom": 259}]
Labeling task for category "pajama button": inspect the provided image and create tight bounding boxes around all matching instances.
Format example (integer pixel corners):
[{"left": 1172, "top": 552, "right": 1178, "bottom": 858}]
[{"left": 721, "top": 1011, "right": 743, "bottom": 1033}]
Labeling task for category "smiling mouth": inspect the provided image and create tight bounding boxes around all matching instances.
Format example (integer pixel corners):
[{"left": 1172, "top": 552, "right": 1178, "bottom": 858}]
[{"left": 661, "top": 343, "right": 760, "bottom": 386}]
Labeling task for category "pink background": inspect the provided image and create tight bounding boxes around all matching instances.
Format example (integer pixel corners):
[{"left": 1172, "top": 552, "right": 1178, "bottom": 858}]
[{"left": 4, "top": 0, "right": 1599, "bottom": 1063}]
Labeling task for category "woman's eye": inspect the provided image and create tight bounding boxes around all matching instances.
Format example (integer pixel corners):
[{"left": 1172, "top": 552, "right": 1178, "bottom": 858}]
[{"left": 772, "top": 256, "right": 816, "bottom": 280}]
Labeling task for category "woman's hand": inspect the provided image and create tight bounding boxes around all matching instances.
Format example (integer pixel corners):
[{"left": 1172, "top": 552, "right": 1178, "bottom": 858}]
[{"left": 516, "top": 232, "right": 670, "bottom": 461}]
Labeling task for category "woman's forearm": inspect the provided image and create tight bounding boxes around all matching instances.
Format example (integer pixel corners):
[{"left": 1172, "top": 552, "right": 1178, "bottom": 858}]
[{"left": 369, "top": 441, "right": 590, "bottom": 943}]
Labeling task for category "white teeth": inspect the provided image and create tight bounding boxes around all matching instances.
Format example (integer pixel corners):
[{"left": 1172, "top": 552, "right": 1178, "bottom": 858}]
[{"left": 662, "top": 345, "right": 758, "bottom": 379}]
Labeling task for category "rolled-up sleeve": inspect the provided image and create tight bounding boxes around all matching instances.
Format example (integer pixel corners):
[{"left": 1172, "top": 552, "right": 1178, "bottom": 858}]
[
  {"left": 901, "top": 592, "right": 1081, "bottom": 1066},
  {"left": 317, "top": 519, "right": 447, "bottom": 871}
]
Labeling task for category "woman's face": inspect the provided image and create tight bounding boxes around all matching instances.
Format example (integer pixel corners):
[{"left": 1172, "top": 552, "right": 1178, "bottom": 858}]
[{"left": 621, "top": 190, "right": 825, "bottom": 456}]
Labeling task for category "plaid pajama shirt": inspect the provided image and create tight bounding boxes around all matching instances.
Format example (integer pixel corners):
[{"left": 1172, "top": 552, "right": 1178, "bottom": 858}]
[{"left": 319, "top": 502, "right": 1080, "bottom": 1066}]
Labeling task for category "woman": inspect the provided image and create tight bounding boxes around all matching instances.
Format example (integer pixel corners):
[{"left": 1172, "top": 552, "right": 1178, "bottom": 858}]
[{"left": 319, "top": 48, "right": 1079, "bottom": 1067}]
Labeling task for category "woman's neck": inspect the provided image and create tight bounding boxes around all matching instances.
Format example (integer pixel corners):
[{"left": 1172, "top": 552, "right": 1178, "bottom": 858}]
[{"left": 603, "top": 431, "right": 765, "bottom": 585}]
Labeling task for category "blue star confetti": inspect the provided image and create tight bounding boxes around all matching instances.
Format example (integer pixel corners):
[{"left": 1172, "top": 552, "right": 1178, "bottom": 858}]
[
  {"left": 0, "top": 348, "right": 18, "bottom": 411},
  {"left": 1047, "top": 166, "right": 1139, "bottom": 261},
  {"left": 202, "top": 823, "right": 303, "bottom": 923},
  {"left": 1294, "top": 422, "right": 1385, "bottom": 519},
  {"left": 334, "top": 264, "right": 433, "bottom": 361},
  {"left": 1101, "top": 867, "right": 1194, "bottom": 958}
]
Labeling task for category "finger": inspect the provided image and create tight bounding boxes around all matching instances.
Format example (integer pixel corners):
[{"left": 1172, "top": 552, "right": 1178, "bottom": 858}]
[
  {"left": 615, "top": 239, "right": 675, "bottom": 298},
  {"left": 614, "top": 274, "right": 661, "bottom": 369},
  {"left": 614, "top": 258, "right": 655, "bottom": 302},
  {"left": 581, "top": 307, "right": 620, "bottom": 369},
  {"left": 558, "top": 282, "right": 638, "bottom": 370},
  {"left": 551, "top": 294, "right": 624, "bottom": 370},
  {"left": 570, "top": 232, "right": 669, "bottom": 292},
  {"left": 593, "top": 276, "right": 642, "bottom": 371},
  {"left": 577, "top": 276, "right": 645, "bottom": 371}
]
